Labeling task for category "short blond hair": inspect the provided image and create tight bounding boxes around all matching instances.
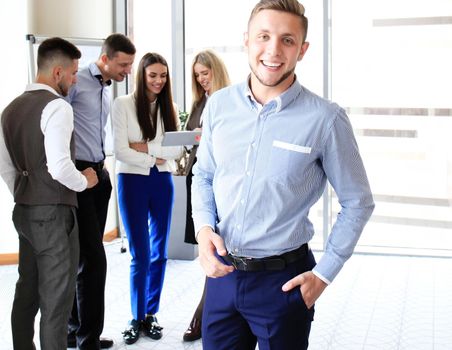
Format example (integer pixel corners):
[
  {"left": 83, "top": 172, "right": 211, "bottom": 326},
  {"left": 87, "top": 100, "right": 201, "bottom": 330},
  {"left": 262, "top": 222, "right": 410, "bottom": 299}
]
[{"left": 248, "top": 0, "right": 308, "bottom": 42}]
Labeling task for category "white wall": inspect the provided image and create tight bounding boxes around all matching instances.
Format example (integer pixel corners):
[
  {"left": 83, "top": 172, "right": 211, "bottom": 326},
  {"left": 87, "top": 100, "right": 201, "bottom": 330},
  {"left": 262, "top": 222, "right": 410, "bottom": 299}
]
[{"left": 27, "top": 0, "right": 112, "bottom": 38}]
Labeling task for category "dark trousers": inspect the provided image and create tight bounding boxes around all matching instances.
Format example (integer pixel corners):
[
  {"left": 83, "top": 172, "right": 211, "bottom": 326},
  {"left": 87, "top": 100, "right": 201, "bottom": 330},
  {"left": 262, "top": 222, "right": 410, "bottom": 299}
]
[
  {"left": 68, "top": 168, "right": 112, "bottom": 350},
  {"left": 11, "top": 204, "right": 79, "bottom": 350},
  {"left": 117, "top": 167, "right": 174, "bottom": 321},
  {"left": 184, "top": 165, "right": 197, "bottom": 244},
  {"left": 202, "top": 249, "right": 316, "bottom": 350}
]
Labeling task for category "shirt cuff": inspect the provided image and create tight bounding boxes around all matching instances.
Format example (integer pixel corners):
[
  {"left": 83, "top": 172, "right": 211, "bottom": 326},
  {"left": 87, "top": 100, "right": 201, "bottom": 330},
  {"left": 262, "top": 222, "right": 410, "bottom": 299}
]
[
  {"left": 312, "top": 269, "right": 331, "bottom": 285},
  {"left": 195, "top": 224, "right": 215, "bottom": 242},
  {"left": 148, "top": 142, "right": 162, "bottom": 158},
  {"left": 313, "top": 252, "right": 344, "bottom": 283}
]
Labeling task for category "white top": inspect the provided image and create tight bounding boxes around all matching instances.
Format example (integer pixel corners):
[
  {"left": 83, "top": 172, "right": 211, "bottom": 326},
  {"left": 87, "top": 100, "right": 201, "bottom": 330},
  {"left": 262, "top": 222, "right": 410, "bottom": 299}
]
[
  {"left": 112, "top": 93, "right": 184, "bottom": 175},
  {"left": 0, "top": 84, "right": 87, "bottom": 196}
]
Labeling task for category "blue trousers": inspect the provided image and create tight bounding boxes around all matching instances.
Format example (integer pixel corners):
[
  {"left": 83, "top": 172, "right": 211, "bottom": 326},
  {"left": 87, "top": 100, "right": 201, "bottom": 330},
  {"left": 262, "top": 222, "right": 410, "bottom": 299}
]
[
  {"left": 117, "top": 167, "right": 174, "bottom": 321},
  {"left": 202, "top": 249, "right": 316, "bottom": 350}
]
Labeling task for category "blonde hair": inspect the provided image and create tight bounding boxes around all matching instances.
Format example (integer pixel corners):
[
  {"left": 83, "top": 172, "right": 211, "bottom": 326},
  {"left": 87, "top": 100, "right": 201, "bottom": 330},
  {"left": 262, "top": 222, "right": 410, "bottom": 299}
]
[
  {"left": 191, "top": 49, "right": 230, "bottom": 110},
  {"left": 249, "top": 0, "right": 308, "bottom": 42}
]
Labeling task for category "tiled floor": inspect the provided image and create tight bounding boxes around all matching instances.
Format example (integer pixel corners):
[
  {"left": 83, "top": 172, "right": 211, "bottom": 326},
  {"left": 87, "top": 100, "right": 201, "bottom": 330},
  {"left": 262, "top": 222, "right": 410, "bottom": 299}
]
[{"left": 1, "top": 240, "right": 452, "bottom": 350}]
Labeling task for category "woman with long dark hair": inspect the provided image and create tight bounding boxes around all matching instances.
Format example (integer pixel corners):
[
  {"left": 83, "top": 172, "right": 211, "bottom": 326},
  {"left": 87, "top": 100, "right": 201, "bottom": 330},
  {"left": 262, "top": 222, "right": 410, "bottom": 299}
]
[{"left": 112, "top": 52, "right": 183, "bottom": 345}]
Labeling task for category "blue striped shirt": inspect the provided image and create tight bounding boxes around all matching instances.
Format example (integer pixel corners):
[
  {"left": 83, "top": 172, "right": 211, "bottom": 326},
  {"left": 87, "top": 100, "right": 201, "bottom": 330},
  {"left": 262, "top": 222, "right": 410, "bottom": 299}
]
[
  {"left": 66, "top": 62, "right": 111, "bottom": 162},
  {"left": 192, "top": 79, "right": 374, "bottom": 283}
]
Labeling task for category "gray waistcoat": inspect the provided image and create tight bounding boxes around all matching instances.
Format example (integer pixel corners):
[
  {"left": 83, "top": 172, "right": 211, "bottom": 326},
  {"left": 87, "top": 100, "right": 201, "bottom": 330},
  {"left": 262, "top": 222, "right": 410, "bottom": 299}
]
[{"left": 1, "top": 89, "right": 77, "bottom": 207}]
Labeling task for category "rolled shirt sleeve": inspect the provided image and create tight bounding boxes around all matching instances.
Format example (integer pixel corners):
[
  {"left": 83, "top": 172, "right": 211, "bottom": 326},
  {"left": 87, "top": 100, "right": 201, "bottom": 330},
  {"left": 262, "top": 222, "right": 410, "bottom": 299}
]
[{"left": 41, "top": 99, "right": 87, "bottom": 192}]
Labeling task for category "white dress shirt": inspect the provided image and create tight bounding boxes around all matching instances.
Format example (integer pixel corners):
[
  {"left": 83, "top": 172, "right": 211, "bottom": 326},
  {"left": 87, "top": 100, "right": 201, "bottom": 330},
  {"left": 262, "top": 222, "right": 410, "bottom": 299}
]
[
  {"left": 0, "top": 84, "right": 87, "bottom": 195},
  {"left": 112, "top": 93, "right": 184, "bottom": 175}
]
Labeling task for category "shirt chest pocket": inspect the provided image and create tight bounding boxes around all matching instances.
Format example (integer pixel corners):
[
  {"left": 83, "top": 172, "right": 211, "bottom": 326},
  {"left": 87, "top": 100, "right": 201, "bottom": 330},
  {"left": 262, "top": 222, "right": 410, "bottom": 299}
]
[{"left": 266, "top": 140, "right": 313, "bottom": 186}]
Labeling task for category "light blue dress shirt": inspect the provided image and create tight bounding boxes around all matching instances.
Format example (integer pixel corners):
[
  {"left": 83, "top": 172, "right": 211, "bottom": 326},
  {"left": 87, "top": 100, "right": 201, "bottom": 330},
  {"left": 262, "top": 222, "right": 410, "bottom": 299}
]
[
  {"left": 67, "top": 62, "right": 111, "bottom": 162},
  {"left": 192, "top": 78, "right": 375, "bottom": 283}
]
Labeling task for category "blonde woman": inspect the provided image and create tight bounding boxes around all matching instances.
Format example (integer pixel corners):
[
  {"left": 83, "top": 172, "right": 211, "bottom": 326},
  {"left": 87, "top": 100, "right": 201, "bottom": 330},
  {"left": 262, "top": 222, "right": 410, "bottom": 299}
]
[{"left": 183, "top": 49, "right": 230, "bottom": 342}]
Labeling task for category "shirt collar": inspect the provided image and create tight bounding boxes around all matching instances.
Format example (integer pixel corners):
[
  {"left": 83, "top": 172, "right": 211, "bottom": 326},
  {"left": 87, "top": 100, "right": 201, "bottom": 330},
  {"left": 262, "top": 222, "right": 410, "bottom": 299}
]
[
  {"left": 89, "top": 62, "right": 112, "bottom": 86},
  {"left": 244, "top": 75, "right": 303, "bottom": 114},
  {"left": 25, "top": 83, "right": 60, "bottom": 97}
]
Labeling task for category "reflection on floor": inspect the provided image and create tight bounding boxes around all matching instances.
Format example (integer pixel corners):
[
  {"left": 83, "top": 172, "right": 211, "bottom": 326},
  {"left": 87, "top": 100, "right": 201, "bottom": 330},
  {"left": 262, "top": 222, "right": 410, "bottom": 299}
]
[{"left": 1, "top": 240, "right": 451, "bottom": 349}]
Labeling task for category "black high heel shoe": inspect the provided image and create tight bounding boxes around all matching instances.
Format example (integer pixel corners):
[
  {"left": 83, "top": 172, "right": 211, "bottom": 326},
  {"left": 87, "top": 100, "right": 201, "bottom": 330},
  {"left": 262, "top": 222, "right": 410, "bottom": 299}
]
[{"left": 183, "top": 315, "right": 202, "bottom": 342}]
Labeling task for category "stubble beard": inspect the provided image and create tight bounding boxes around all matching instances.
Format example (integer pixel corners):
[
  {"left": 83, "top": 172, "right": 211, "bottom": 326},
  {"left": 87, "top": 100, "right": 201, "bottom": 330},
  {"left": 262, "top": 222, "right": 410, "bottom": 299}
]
[
  {"left": 249, "top": 63, "right": 295, "bottom": 88},
  {"left": 57, "top": 82, "right": 68, "bottom": 97}
]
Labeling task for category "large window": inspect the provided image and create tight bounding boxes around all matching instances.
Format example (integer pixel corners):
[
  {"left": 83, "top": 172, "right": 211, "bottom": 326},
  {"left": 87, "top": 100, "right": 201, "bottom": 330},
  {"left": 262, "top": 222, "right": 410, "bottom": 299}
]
[
  {"left": 127, "top": 0, "right": 174, "bottom": 98},
  {"left": 332, "top": 0, "right": 452, "bottom": 256},
  {"left": 184, "top": 0, "right": 255, "bottom": 103}
]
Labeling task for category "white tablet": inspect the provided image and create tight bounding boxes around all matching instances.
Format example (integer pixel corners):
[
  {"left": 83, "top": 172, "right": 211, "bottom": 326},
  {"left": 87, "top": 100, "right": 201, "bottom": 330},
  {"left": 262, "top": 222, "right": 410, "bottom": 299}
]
[{"left": 161, "top": 131, "right": 202, "bottom": 146}]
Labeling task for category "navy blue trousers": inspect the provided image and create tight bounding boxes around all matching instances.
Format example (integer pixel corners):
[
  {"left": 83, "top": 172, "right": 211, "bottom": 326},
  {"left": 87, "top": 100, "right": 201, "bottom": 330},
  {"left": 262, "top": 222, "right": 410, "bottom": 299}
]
[
  {"left": 117, "top": 167, "right": 174, "bottom": 321},
  {"left": 202, "top": 249, "right": 316, "bottom": 350}
]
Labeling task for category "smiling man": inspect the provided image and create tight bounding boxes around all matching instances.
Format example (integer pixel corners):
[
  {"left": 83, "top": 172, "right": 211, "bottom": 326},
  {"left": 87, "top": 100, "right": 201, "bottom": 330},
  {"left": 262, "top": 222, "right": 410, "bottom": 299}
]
[
  {"left": 191, "top": 1, "right": 375, "bottom": 349},
  {"left": 66, "top": 33, "right": 135, "bottom": 350}
]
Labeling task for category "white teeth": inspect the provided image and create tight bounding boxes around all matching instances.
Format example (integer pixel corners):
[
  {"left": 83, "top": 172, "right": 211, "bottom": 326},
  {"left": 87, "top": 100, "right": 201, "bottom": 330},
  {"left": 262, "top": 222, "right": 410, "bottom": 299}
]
[{"left": 263, "top": 61, "right": 281, "bottom": 67}]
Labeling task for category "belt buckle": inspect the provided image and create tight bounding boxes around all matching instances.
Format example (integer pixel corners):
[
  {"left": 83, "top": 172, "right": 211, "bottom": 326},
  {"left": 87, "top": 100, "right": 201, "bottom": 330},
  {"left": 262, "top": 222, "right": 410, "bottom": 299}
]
[{"left": 229, "top": 255, "right": 250, "bottom": 271}]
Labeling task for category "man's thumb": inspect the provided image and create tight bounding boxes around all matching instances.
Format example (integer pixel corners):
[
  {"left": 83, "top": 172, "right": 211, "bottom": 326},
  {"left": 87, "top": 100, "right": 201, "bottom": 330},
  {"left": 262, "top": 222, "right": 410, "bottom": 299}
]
[{"left": 211, "top": 234, "right": 227, "bottom": 256}]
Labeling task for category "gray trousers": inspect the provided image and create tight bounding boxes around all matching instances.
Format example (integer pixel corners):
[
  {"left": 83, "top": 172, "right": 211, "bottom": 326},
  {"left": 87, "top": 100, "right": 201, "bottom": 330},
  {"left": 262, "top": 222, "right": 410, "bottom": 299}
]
[{"left": 11, "top": 204, "right": 79, "bottom": 350}]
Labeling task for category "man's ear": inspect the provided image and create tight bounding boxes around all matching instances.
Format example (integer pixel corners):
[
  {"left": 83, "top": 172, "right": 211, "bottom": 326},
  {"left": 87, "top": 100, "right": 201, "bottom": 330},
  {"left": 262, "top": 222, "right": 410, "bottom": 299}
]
[
  {"left": 100, "top": 53, "right": 108, "bottom": 65},
  {"left": 52, "top": 65, "right": 63, "bottom": 83},
  {"left": 298, "top": 41, "right": 310, "bottom": 61},
  {"left": 243, "top": 32, "right": 249, "bottom": 51}
]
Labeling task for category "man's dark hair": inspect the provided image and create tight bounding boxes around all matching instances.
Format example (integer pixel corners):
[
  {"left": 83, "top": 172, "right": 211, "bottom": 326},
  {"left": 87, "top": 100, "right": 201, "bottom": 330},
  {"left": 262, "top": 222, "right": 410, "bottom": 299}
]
[
  {"left": 37, "top": 37, "right": 81, "bottom": 71},
  {"left": 101, "top": 33, "right": 136, "bottom": 59}
]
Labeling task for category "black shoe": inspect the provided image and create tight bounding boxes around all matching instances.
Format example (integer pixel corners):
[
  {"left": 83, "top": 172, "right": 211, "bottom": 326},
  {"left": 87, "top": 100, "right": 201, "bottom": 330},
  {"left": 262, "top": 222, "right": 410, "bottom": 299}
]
[
  {"left": 99, "top": 337, "right": 114, "bottom": 349},
  {"left": 143, "top": 314, "right": 163, "bottom": 340},
  {"left": 67, "top": 333, "right": 76, "bottom": 348},
  {"left": 123, "top": 319, "right": 141, "bottom": 345},
  {"left": 67, "top": 334, "right": 113, "bottom": 349},
  {"left": 183, "top": 316, "right": 202, "bottom": 342}
]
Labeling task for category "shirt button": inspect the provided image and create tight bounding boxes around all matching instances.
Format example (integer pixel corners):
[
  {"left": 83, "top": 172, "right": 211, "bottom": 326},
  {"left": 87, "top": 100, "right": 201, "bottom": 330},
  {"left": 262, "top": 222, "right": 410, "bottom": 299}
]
[
  {"left": 240, "top": 199, "right": 245, "bottom": 205},
  {"left": 236, "top": 224, "right": 241, "bottom": 229},
  {"left": 251, "top": 142, "right": 255, "bottom": 148},
  {"left": 246, "top": 171, "right": 251, "bottom": 176}
]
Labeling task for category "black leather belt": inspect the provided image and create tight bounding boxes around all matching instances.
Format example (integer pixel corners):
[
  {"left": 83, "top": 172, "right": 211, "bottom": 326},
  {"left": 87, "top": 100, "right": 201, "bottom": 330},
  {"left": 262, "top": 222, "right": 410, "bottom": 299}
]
[
  {"left": 75, "top": 160, "right": 104, "bottom": 172},
  {"left": 223, "top": 244, "right": 308, "bottom": 272}
]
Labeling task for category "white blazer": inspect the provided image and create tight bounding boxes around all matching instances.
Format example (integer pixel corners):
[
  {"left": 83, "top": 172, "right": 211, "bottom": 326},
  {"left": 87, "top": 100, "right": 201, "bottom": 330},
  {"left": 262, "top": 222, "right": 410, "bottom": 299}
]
[{"left": 112, "top": 93, "right": 184, "bottom": 175}]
